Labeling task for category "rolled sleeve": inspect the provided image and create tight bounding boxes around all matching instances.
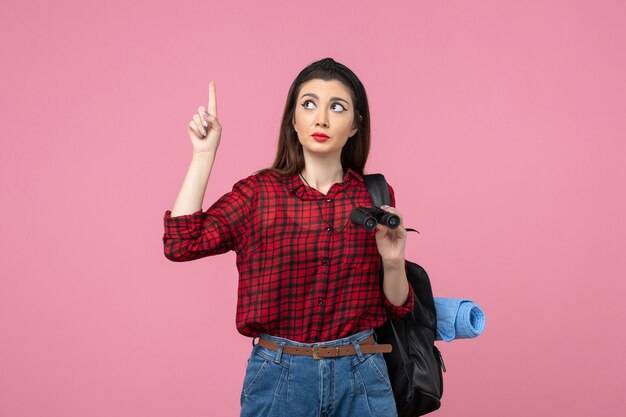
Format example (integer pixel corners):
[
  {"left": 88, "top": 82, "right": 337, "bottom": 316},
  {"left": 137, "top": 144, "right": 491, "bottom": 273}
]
[
  {"left": 163, "top": 209, "right": 204, "bottom": 240},
  {"left": 382, "top": 283, "right": 414, "bottom": 320},
  {"left": 162, "top": 175, "right": 257, "bottom": 262}
]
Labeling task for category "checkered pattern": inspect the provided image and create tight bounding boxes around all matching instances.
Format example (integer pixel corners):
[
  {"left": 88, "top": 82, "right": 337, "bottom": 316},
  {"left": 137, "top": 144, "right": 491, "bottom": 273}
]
[{"left": 163, "top": 168, "right": 414, "bottom": 343}]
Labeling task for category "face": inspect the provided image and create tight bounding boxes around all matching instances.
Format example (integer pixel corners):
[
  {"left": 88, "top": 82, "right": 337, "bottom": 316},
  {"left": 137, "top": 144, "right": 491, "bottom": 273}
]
[{"left": 292, "top": 78, "right": 358, "bottom": 159}]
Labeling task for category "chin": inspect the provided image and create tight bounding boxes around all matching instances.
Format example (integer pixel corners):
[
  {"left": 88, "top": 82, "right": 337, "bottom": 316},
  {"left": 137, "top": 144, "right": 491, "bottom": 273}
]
[{"left": 303, "top": 147, "right": 343, "bottom": 158}]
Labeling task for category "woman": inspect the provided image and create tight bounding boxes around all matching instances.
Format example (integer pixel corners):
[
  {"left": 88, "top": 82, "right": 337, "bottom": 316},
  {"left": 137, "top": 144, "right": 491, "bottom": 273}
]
[{"left": 163, "top": 57, "right": 414, "bottom": 417}]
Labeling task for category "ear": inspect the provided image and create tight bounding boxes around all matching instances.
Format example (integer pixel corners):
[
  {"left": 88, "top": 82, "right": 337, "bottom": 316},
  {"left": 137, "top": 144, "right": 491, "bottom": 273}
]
[{"left": 350, "top": 116, "right": 360, "bottom": 137}]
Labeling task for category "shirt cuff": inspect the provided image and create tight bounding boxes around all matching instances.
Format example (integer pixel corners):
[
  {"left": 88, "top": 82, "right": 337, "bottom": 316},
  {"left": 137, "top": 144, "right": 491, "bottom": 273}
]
[
  {"left": 382, "top": 283, "right": 414, "bottom": 320},
  {"left": 163, "top": 209, "right": 204, "bottom": 240}
]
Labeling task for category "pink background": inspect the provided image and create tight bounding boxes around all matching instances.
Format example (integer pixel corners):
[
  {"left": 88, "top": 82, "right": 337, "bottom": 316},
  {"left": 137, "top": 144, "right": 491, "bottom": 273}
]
[{"left": 2, "top": 0, "right": 625, "bottom": 416}]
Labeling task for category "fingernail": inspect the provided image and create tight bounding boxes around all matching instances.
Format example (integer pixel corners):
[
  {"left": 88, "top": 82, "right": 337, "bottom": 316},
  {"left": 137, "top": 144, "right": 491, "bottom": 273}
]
[
  {"left": 203, "top": 111, "right": 210, "bottom": 116},
  {"left": 201, "top": 128, "right": 206, "bottom": 135},
  {"left": 202, "top": 120, "right": 208, "bottom": 127}
]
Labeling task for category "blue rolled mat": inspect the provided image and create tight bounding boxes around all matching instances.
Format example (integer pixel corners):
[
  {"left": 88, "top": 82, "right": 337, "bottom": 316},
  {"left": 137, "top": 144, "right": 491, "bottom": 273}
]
[{"left": 434, "top": 298, "right": 486, "bottom": 342}]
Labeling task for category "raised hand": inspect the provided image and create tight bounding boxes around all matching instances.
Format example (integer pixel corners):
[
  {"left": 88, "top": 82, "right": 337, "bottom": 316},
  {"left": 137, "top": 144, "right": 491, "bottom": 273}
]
[{"left": 187, "top": 81, "right": 222, "bottom": 155}]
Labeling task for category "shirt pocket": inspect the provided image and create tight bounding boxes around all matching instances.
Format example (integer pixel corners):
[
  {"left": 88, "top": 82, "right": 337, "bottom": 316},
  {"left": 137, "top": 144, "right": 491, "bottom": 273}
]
[{"left": 341, "top": 223, "right": 381, "bottom": 272}]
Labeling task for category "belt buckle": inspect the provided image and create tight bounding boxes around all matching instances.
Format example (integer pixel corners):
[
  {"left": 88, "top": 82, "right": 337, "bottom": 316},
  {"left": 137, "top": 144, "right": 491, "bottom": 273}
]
[{"left": 312, "top": 344, "right": 321, "bottom": 360}]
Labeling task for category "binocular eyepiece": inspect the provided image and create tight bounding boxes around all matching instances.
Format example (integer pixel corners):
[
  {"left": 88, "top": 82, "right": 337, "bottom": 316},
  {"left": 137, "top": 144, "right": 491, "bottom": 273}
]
[{"left": 350, "top": 206, "right": 400, "bottom": 231}]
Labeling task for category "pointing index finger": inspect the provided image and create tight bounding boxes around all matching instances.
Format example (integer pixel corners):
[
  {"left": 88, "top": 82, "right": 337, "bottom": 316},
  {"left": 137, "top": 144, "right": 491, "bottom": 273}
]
[{"left": 208, "top": 81, "right": 218, "bottom": 118}]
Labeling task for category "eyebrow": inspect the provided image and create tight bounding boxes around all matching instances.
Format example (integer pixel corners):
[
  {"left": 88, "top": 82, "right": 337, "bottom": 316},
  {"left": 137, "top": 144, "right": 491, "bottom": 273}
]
[{"left": 300, "top": 93, "right": 350, "bottom": 105}]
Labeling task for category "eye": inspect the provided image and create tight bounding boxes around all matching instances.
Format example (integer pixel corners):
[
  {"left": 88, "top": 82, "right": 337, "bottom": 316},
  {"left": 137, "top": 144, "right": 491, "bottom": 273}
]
[
  {"left": 301, "top": 100, "right": 316, "bottom": 110},
  {"left": 331, "top": 103, "right": 347, "bottom": 112}
]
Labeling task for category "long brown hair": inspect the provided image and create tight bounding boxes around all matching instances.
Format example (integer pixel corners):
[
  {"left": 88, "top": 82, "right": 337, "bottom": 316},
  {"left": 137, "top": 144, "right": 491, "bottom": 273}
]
[{"left": 265, "top": 57, "right": 371, "bottom": 177}]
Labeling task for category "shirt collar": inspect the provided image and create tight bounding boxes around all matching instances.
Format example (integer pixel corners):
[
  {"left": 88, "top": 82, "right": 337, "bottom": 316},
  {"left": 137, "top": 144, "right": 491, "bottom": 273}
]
[{"left": 283, "top": 167, "right": 364, "bottom": 193}]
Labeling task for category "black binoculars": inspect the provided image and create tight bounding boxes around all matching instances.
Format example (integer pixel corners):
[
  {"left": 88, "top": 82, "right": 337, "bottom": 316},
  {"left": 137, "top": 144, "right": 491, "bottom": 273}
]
[{"left": 350, "top": 206, "right": 400, "bottom": 231}]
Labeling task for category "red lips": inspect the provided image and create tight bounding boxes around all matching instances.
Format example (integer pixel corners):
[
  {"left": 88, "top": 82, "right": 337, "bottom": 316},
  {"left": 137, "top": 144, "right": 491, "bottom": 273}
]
[{"left": 312, "top": 132, "right": 330, "bottom": 142}]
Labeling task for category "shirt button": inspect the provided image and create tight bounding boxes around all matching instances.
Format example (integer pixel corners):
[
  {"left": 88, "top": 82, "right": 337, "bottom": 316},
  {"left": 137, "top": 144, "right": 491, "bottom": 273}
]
[
  {"left": 326, "top": 226, "right": 334, "bottom": 232},
  {"left": 326, "top": 198, "right": 332, "bottom": 203},
  {"left": 321, "top": 258, "right": 328, "bottom": 266},
  {"left": 318, "top": 298, "right": 324, "bottom": 305},
  {"left": 313, "top": 336, "right": 320, "bottom": 342}
]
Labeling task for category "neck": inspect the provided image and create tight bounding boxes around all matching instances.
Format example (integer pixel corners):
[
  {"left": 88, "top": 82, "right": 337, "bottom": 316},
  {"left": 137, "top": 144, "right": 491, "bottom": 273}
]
[{"left": 300, "top": 156, "right": 344, "bottom": 195}]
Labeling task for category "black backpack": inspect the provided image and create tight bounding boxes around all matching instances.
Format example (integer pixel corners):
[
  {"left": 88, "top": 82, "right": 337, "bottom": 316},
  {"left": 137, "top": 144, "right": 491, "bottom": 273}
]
[{"left": 364, "top": 174, "right": 446, "bottom": 417}]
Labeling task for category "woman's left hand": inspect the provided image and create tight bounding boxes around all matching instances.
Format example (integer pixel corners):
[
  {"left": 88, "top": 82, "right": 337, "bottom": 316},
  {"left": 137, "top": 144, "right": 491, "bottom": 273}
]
[{"left": 374, "top": 205, "right": 407, "bottom": 265}]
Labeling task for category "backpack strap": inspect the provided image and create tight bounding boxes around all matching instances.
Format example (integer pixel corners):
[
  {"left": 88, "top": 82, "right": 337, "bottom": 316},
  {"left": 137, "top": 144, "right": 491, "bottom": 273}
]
[
  {"left": 363, "top": 174, "right": 416, "bottom": 370},
  {"left": 362, "top": 174, "right": 420, "bottom": 234},
  {"left": 363, "top": 174, "right": 391, "bottom": 207}
]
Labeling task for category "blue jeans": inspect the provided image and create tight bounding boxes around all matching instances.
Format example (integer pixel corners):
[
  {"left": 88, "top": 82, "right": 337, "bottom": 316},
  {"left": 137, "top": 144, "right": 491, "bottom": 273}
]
[{"left": 240, "top": 329, "right": 398, "bottom": 417}]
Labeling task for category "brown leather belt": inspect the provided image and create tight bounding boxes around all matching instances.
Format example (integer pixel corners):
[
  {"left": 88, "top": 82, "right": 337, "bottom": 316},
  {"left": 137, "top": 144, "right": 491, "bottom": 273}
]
[{"left": 257, "top": 335, "right": 392, "bottom": 360}]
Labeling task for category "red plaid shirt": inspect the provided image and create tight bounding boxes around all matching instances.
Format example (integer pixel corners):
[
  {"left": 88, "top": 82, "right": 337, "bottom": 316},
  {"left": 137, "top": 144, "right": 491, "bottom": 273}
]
[{"left": 162, "top": 168, "right": 414, "bottom": 343}]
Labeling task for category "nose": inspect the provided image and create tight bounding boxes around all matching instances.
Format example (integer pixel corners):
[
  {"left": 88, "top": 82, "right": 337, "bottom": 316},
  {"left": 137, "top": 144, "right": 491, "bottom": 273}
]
[{"left": 315, "top": 109, "right": 329, "bottom": 128}]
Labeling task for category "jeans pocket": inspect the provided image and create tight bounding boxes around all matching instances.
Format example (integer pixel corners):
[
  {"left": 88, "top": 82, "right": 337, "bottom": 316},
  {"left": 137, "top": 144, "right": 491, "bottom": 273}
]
[
  {"left": 369, "top": 353, "right": 393, "bottom": 391},
  {"left": 353, "top": 353, "right": 393, "bottom": 395},
  {"left": 241, "top": 354, "right": 269, "bottom": 400},
  {"left": 241, "top": 349, "right": 289, "bottom": 406}
]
